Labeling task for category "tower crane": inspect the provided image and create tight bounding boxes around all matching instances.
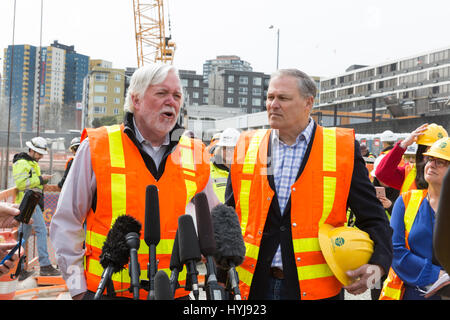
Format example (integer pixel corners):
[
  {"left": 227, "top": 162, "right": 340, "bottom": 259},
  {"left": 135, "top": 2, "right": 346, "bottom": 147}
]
[{"left": 133, "top": 0, "right": 176, "bottom": 66}]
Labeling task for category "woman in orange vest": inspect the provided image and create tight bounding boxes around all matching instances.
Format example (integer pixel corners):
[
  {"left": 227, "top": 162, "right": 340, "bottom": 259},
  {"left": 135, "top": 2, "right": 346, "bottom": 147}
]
[
  {"left": 50, "top": 64, "right": 218, "bottom": 300},
  {"left": 379, "top": 137, "right": 450, "bottom": 300},
  {"left": 375, "top": 123, "right": 448, "bottom": 194},
  {"left": 226, "top": 69, "right": 392, "bottom": 300}
]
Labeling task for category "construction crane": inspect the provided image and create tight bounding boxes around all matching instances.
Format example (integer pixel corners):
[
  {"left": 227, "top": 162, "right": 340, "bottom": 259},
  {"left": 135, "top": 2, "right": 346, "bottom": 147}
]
[{"left": 133, "top": 0, "right": 176, "bottom": 66}]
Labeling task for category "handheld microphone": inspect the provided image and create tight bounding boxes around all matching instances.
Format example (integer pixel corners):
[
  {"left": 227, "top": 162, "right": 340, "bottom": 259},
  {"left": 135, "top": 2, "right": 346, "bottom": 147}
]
[
  {"left": 177, "top": 214, "right": 201, "bottom": 300},
  {"left": 169, "top": 230, "right": 183, "bottom": 297},
  {"left": 154, "top": 270, "right": 174, "bottom": 300},
  {"left": 95, "top": 215, "right": 142, "bottom": 300},
  {"left": 126, "top": 232, "right": 141, "bottom": 300},
  {"left": 211, "top": 204, "right": 246, "bottom": 300},
  {"left": 144, "top": 184, "right": 161, "bottom": 300},
  {"left": 193, "top": 193, "right": 224, "bottom": 300}
]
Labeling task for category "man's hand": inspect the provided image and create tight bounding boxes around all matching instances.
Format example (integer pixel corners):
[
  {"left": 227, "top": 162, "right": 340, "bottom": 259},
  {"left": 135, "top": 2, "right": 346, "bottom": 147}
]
[
  {"left": 0, "top": 202, "right": 33, "bottom": 227},
  {"left": 0, "top": 202, "right": 20, "bottom": 228},
  {"left": 344, "top": 264, "right": 385, "bottom": 295},
  {"left": 0, "top": 242, "right": 22, "bottom": 276},
  {"left": 400, "top": 123, "right": 428, "bottom": 149}
]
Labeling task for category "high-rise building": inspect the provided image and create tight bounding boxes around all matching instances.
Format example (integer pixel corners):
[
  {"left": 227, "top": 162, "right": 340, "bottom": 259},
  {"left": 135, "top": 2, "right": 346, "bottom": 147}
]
[
  {"left": 50, "top": 41, "right": 89, "bottom": 130},
  {"left": 2, "top": 44, "right": 37, "bottom": 132},
  {"left": 202, "top": 55, "right": 252, "bottom": 83},
  {"left": 37, "top": 45, "right": 66, "bottom": 131}
]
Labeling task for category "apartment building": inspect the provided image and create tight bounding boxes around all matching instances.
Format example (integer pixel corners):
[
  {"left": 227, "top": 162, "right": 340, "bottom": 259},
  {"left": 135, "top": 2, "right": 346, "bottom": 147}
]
[
  {"left": 86, "top": 60, "right": 125, "bottom": 126},
  {"left": 208, "top": 69, "right": 270, "bottom": 114},
  {"left": 202, "top": 55, "right": 252, "bottom": 83},
  {"left": 317, "top": 47, "right": 450, "bottom": 126}
]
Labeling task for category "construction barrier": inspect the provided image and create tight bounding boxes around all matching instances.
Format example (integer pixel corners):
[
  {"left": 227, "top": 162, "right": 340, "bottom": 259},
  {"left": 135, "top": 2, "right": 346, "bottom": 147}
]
[{"left": 0, "top": 229, "right": 19, "bottom": 300}]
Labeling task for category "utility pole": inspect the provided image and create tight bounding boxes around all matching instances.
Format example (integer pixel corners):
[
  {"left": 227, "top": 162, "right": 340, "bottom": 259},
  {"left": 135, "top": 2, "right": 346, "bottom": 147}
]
[{"left": 3, "top": 0, "right": 17, "bottom": 189}]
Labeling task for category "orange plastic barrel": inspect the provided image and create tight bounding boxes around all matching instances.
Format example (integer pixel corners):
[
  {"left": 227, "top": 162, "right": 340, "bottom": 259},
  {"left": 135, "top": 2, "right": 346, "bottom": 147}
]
[{"left": 0, "top": 229, "right": 19, "bottom": 300}]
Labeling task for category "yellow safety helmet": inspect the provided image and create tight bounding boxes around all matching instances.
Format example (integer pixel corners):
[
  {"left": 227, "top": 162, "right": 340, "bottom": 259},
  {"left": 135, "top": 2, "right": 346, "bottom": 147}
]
[
  {"left": 422, "top": 137, "right": 450, "bottom": 162},
  {"left": 416, "top": 123, "right": 448, "bottom": 147},
  {"left": 318, "top": 224, "right": 374, "bottom": 286}
]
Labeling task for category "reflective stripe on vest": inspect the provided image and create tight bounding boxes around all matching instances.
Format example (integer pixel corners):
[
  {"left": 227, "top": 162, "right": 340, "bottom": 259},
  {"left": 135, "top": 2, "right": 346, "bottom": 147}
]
[
  {"left": 235, "top": 126, "right": 352, "bottom": 299},
  {"left": 379, "top": 189, "right": 426, "bottom": 300},
  {"left": 239, "top": 129, "right": 267, "bottom": 235},
  {"left": 210, "top": 163, "right": 229, "bottom": 203},
  {"left": 400, "top": 164, "right": 417, "bottom": 194}
]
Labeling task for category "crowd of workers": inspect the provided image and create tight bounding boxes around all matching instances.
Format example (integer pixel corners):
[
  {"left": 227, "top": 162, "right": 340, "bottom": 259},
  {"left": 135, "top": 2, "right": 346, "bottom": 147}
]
[{"left": 0, "top": 62, "right": 449, "bottom": 301}]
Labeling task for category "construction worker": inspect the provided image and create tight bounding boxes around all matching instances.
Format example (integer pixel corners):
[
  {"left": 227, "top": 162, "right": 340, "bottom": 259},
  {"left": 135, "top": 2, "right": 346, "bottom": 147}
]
[
  {"left": 380, "top": 137, "right": 450, "bottom": 300},
  {"left": 50, "top": 63, "right": 219, "bottom": 300},
  {"left": 225, "top": 69, "right": 392, "bottom": 300},
  {"left": 210, "top": 128, "right": 240, "bottom": 203},
  {"left": 205, "top": 132, "right": 221, "bottom": 157},
  {"left": 12, "top": 137, "right": 61, "bottom": 280},
  {"left": 360, "top": 143, "right": 376, "bottom": 160},
  {"left": 57, "top": 137, "right": 80, "bottom": 190},
  {"left": 371, "top": 130, "right": 400, "bottom": 219},
  {"left": 375, "top": 123, "right": 448, "bottom": 193}
]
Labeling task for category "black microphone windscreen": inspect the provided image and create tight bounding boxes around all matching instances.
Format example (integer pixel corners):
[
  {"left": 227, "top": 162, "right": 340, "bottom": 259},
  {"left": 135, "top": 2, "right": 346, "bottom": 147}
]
[
  {"left": 154, "top": 270, "right": 173, "bottom": 300},
  {"left": 169, "top": 230, "right": 183, "bottom": 271},
  {"left": 100, "top": 215, "right": 142, "bottom": 272},
  {"left": 144, "top": 185, "right": 160, "bottom": 246},
  {"left": 177, "top": 214, "right": 201, "bottom": 264},
  {"left": 193, "top": 192, "right": 216, "bottom": 256},
  {"left": 211, "top": 204, "right": 246, "bottom": 269}
]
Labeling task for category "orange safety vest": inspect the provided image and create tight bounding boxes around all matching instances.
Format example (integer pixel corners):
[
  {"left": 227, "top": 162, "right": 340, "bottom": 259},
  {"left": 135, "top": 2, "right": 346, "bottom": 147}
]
[
  {"left": 379, "top": 189, "right": 427, "bottom": 300},
  {"left": 400, "top": 163, "right": 417, "bottom": 194},
  {"left": 81, "top": 124, "right": 210, "bottom": 299},
  {"left": 230, "top": 125, "right": 355, "bottom": 300}
]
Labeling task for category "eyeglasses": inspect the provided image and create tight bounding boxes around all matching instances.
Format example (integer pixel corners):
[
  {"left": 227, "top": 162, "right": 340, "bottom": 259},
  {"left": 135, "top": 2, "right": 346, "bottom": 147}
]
[{"left": 424, "top": 156, "right": 450, "bottom": 168}]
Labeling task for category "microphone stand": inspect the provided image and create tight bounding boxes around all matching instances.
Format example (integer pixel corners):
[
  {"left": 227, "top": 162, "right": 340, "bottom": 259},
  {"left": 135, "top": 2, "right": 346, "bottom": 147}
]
[
  {"left": 204, "top": 256, "right": 225, "bottom": 300},
  {"left": 147, "top": 244, "right": 158, "bottom": 300},
  {"left": 185, "top": 260, "right": 199, "bottom": 300},
  {"left": 227, "top": 262, "right": 241, "bottom": 300}
]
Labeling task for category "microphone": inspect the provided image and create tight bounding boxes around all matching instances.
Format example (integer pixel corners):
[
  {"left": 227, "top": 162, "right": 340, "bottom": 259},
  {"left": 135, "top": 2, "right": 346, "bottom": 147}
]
[
  {"left": 177, "top": 214, "right": 201, "bottom": 300},
  {"left": 154, "top": 270, "right": 174, "bottom": 300},
  {"left": 126, "top": 232, "right": 141, "bottom": 300},
  {"left": 169, "top": 230, "right": 183, "bottom": 297},
  {"left": 211, "top": 204, "right": 246, "bottom": 300},
  {"left": 193, "top": 193, "right": 224, "bottom": 300},
  {"left": 144, "top": 185, "right": 161, "bottom": 300},
  {"left": 95, "top": 215, "right": 142, "bottom": 300}
]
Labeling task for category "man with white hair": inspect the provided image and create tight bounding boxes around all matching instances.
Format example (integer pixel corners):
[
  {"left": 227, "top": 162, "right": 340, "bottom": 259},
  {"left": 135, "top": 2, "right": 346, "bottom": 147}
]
[{"left": 50, "top": 64, "right": 219, "bottom": 300}]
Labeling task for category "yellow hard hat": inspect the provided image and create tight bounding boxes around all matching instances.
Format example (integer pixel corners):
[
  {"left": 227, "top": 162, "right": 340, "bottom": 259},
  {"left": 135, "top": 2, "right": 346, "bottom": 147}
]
[
  {"left": 318, "top": 224, "right": 374, "bottom": 286},
  {"left": 416, "top": 123, "right": 448, "bottom": 146},
  {"left": 422, "top": 137, "right": 450, "bottom": 162}
]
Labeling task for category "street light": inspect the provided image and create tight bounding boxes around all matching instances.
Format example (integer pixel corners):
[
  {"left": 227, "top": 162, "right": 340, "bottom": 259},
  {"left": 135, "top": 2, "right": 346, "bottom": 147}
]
[{"left": 269, "top": 25, "right": 280, "bottom": 70}]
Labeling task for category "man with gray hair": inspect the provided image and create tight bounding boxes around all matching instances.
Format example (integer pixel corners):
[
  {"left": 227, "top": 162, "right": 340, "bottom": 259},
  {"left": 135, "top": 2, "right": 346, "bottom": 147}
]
[
  {"left": 225, "top": 68, "right": 393, "bottom": 300},
  {"left": 50, "top": 63, "right": 219, "bottom": 300}
]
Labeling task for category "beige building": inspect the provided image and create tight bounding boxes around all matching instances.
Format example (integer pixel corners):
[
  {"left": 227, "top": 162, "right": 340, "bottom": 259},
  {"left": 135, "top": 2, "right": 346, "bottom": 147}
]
[{"left": 86, "top": 59, "right": 125, "bottom": 126}]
